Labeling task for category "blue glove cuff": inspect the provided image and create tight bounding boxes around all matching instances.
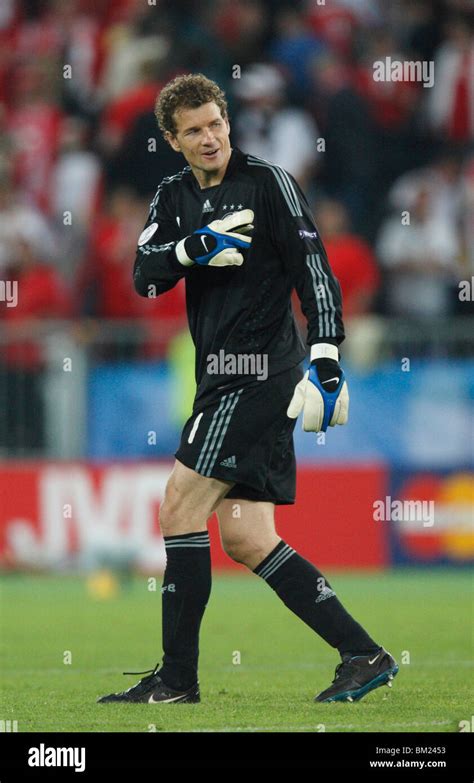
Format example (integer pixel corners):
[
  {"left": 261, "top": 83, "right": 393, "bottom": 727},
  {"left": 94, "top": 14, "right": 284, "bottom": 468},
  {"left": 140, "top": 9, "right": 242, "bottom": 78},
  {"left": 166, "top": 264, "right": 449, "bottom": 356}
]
[
  {"left": 194, "top": 226, "right": 249, "bottom": 265},
  {"left": 308, "top": 364, "right": 345, "bottom": 432}
]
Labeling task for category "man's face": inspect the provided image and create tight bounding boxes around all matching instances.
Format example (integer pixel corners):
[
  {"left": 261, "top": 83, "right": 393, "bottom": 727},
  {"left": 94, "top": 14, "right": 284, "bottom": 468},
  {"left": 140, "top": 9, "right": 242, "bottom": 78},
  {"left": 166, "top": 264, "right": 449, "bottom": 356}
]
[{"left": 166, "top": 102, "right": 231, "bottom": 180}]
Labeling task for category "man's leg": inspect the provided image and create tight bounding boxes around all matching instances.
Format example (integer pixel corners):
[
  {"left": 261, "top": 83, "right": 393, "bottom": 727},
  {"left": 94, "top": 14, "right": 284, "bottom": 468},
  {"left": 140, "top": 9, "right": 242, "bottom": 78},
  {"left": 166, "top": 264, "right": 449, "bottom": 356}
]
[
  {"left": 157, "top": 460, "right": 235, "bottom": 690},
  {"left": 216, "top": 498, "right": 380, "bottom": 656},
  {"left": 97, "top": 460, "right": 234, "bottom": 703}
]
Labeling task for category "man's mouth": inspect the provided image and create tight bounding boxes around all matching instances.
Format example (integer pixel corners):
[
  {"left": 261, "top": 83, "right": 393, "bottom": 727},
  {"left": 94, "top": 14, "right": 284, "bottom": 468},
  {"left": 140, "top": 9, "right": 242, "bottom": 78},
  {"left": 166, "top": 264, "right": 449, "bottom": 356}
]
[{"left": 202, "top": 149, "right": 219, "bottom": 160}]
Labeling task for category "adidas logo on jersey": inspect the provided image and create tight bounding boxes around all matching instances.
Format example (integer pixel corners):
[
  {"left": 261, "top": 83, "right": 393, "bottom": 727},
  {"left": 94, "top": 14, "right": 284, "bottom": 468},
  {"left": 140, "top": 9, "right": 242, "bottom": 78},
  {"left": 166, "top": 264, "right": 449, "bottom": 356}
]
[
  {"left": 220, "top": 455, "right": 237, "bottom": 468},
  {"left": 202, "top": 199, "right": 214, "bottom": 213}
]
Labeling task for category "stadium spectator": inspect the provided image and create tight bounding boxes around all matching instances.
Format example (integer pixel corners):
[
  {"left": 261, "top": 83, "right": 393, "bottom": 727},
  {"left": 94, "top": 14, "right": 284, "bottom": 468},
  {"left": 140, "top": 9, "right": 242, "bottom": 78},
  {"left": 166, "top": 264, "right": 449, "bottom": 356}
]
[
  {"left": 98, "top": 59, "right": 166, "bottom": 156},
  {"left": 51, "top": 116, "right": 102, "bottom": 282},
  {"left": 427, "top": 14, "right": 474, "bottom": 143},
  {"left": 461, "top": 153, "right": 474, "bottom": 273},
  {"left": 306, "top": 0, "right": 358, "bottom": 59},
  {"left": 355, "top": 30, "right": 420, "bottom": 133},
  {"left": 77, "top": 187, "right": 151, "bottom": 321},
  {"left": 315, "top": 199, "right": 380, "bottom": 316},
  {"left": 268, "top": 6, "right": 327, "bottom": 103},
  {"left": 110, "top": 106, "right": 185, "bottom": 196},
  {"left": 10, "top": 0, "right": 103, "bottom": 120},
  {"left": 233, "top": 63, "right": 320, "bottom": 191},
  {"left": 310, "top": 51, "right": 377, "bottom": 238},
  {"left": 354, "top": 28, "right": 423, "bottom": 208},
  {"left": 396, "top": 0, "right": 444, "bottom": 62},
  {"left": 76, "top": 187, "right": 186, "bottom": 358},
  {"left": 0, "top": 165, "right": 57, "bottom": 277},
  {"left": 387, "top": 150, "right": 465, "bottom": 228},
  {"left": 376, "top": 185, "right": 461, "bottom": 318},
  {"left": 6, "top": 60, "right": 64, "bottom": 214},
  {"left": 211, "top": 0, "right": 270, "bottom": 67},
  {"left": 98, "top": 58, "right": 170, "bottom": 192},
  {"left": 317, "top": 0, "right": 381, "bottom": 27},
  {"left": 0, "top": 232, "right": 71, "bottom": 452},
  {"left": 97, "top": 4, "right": 170, "bottom": 101}
]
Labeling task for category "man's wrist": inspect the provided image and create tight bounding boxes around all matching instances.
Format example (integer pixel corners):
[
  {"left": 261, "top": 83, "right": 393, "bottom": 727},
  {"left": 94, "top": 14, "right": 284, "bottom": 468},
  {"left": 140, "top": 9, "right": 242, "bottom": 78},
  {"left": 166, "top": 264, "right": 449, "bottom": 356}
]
[{"left": 175, "top": 237, "right": 195, "bottom": 267}]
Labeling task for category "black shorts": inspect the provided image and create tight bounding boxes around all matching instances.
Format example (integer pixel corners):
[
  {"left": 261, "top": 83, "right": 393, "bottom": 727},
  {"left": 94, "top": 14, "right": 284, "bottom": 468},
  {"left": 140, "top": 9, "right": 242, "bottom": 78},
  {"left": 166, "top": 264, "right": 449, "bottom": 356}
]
[{"left": 174, "top": 363, "right": 304, "bottom": 505}]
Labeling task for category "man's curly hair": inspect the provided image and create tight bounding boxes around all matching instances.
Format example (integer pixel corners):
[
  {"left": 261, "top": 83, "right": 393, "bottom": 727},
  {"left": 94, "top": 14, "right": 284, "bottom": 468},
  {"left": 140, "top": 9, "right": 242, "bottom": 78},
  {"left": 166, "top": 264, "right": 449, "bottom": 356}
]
[{"left": 155, "top": 73, "right": 228, "bottom": 138}]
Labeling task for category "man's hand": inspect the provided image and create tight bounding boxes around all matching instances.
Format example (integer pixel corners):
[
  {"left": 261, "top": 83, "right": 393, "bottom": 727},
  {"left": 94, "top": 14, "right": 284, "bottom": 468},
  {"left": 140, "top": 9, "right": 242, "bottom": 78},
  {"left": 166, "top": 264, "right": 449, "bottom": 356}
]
[
  {"left": 287, "top": 344, "right": 349, "bottom": 433},
  {"left": 175, "top": 209, "right": 254, "bottom": 267}
]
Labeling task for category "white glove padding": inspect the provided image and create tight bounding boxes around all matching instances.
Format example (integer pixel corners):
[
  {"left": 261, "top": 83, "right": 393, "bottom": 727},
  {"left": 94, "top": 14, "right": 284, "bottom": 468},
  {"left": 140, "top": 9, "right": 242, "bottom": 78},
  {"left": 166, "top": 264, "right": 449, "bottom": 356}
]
[
  {"left": 287, "top": 367, "right": 349, "bottom": 433},
  {"left": 176, "top": 209, "right": 254, "bottom": 267}
]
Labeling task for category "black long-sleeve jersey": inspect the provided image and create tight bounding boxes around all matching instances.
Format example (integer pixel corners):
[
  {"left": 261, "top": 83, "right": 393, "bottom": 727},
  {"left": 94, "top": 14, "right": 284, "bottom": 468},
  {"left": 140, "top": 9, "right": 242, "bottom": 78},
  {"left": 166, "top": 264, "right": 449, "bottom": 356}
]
[{"left": 133, "top": 147, "right": 345, "bottom": 405}]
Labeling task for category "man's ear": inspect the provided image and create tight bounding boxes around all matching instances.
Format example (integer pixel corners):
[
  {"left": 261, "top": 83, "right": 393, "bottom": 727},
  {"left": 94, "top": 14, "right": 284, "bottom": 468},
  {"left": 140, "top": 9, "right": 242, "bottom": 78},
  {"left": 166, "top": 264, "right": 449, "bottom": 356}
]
[{"left": 165, "top": 131, "right": 180, "bottom": 152}]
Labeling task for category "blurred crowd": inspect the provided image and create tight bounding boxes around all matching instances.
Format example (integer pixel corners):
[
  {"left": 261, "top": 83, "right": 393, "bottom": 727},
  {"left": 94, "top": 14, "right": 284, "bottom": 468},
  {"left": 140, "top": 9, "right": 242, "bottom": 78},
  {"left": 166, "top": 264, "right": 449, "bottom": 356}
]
[{"left": 0, "top": 0, "right": 472, "bottom": 357}]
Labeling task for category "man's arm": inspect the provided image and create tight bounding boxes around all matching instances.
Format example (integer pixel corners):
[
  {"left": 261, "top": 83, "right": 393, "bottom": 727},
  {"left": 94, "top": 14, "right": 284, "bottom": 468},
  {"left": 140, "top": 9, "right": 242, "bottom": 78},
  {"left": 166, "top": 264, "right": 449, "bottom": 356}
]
[
  {"left": 265, "top": 166, "right": 345, "bottom": 350},
  {"left": 133, "top": 180, "right": 188, "bottom": 299},
  {"left": 134, "top": 181, "right": 254, "bottom": 297},
  {"left": 263, "top": 164, "right": 348, "bottom": 432}
]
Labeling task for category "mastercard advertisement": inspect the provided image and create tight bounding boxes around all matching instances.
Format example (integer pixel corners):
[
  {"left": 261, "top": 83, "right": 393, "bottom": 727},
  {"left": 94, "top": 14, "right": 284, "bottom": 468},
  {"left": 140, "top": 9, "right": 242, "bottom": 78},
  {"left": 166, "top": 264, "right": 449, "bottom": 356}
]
[{"left": 388, "top": 470, "right": 474, "bottom": 565}]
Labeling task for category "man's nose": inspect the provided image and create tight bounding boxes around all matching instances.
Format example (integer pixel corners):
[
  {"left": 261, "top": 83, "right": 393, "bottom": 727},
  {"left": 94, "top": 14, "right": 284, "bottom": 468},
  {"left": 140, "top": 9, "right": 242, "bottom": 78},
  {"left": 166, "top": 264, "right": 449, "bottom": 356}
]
[{"left": 202, "top": 128, "right": 216, "bottom": 144}]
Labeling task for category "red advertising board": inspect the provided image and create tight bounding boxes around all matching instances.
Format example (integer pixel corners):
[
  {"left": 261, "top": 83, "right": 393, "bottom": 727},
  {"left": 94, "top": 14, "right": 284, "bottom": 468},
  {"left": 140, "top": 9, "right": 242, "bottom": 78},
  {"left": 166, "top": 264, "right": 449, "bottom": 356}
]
[{"left": 0, "top": 462, "right": 388, "bottom": 571}]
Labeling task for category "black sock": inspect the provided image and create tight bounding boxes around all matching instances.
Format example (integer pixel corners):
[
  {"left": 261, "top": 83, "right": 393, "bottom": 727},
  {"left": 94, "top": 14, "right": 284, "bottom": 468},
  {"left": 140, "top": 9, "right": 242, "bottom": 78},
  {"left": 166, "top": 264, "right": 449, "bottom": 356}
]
[
  {"left": 159, "top": 531, "right": 211, "bottom": 690},
  {"left": 254, "top": 540, "right": 379, "bottom": 657}
]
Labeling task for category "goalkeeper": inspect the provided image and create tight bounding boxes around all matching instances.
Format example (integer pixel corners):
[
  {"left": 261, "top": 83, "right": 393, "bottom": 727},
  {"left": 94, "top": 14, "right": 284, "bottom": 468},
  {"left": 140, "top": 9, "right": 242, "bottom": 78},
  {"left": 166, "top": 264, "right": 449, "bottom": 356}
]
[{"left": 98, "top": 73, "right": 398, "bottom": 706}]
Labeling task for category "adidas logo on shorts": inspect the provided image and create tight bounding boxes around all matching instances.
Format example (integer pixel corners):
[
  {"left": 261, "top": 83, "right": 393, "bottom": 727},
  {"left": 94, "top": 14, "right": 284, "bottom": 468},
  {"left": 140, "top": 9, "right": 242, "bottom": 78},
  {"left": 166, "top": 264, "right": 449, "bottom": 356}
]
[{"left": 220, "top": 455, "right": 237, "bottom": 468}]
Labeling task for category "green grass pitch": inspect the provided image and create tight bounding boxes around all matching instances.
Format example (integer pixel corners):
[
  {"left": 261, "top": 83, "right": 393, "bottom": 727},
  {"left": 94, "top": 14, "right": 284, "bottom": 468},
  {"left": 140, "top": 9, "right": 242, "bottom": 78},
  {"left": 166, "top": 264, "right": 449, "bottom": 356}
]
[{"left": 0, "top": 569, "right": 472, "bottom": 733}]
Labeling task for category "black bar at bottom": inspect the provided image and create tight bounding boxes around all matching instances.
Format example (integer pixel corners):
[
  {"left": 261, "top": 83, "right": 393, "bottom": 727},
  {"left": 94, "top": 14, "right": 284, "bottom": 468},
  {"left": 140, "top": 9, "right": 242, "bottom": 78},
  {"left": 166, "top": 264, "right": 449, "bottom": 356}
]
[{"left": 0, "top": 731, "right": 472, "bottom": 778}]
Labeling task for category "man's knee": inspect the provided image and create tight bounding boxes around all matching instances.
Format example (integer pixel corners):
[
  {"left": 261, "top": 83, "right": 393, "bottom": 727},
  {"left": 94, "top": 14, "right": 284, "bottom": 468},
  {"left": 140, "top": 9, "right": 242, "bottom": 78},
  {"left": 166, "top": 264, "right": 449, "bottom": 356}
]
[
  {"left": 221, "top": 537, "right": 247, "bottom": 564},
  {"left": 222, "top": 537, "right": 275, "bottom": 569}
]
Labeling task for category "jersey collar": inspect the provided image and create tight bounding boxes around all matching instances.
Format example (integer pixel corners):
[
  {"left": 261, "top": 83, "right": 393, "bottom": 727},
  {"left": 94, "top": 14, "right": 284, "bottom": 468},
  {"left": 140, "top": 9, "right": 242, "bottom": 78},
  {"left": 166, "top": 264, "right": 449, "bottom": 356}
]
[{"left": 190, "top": 147, "right": 243, "bottom": 192}]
